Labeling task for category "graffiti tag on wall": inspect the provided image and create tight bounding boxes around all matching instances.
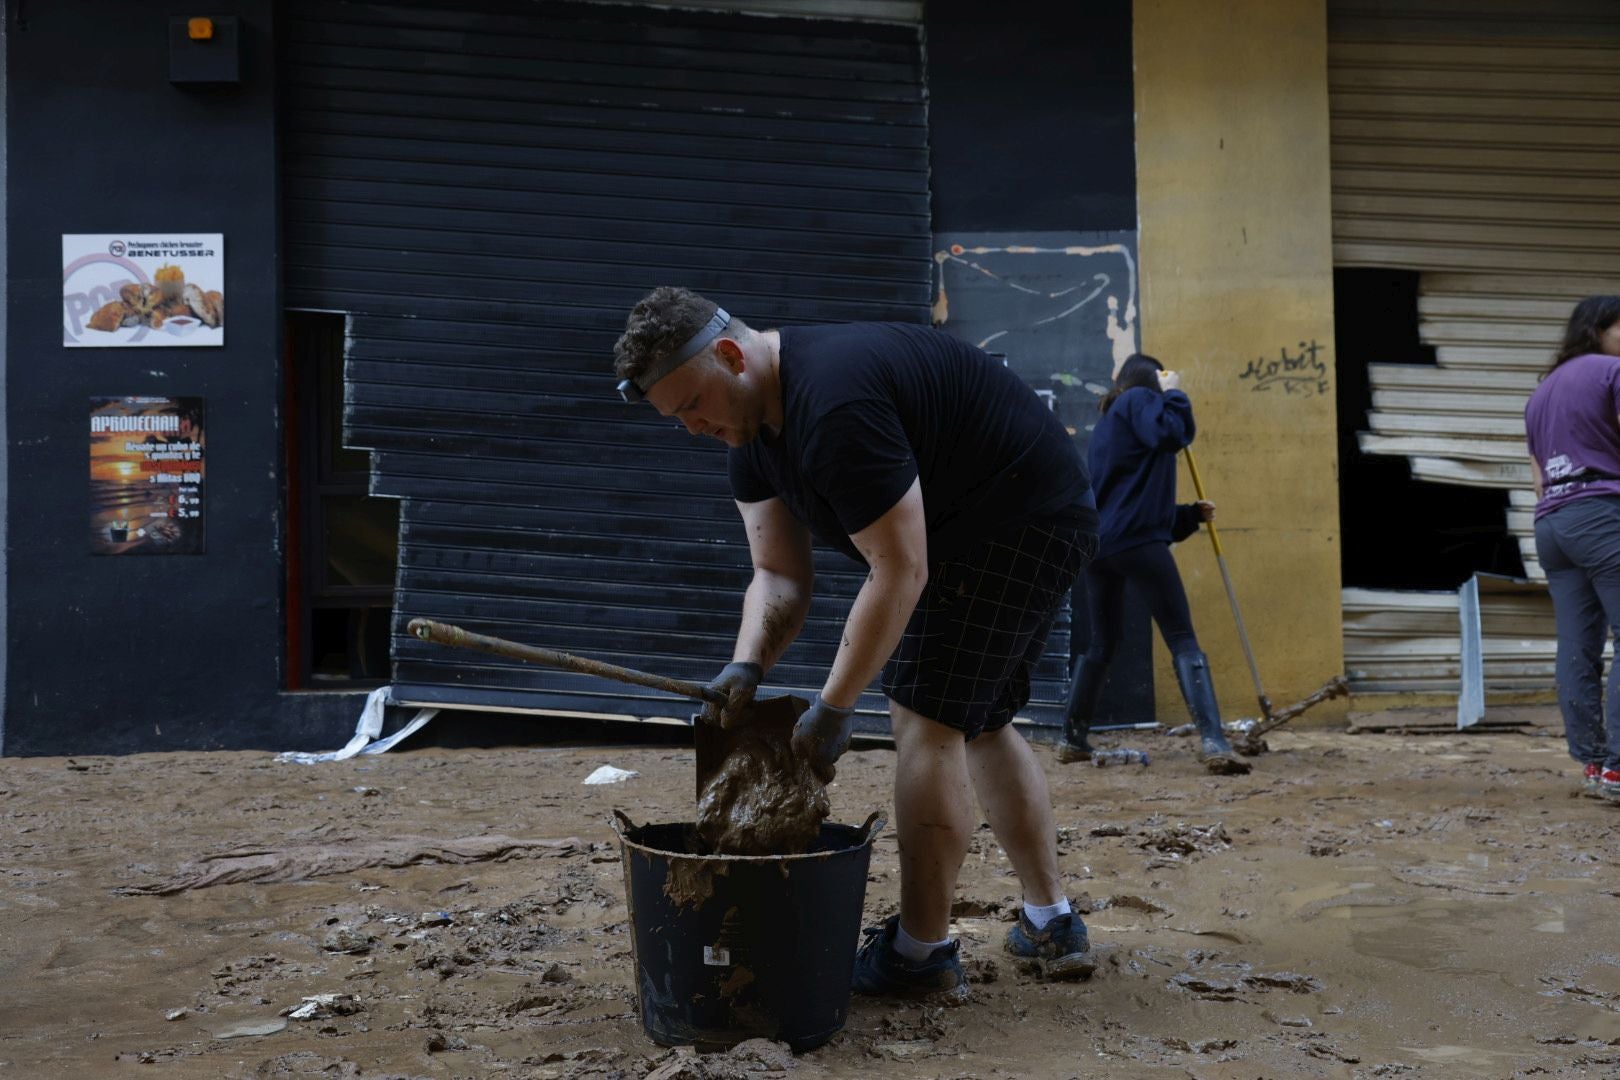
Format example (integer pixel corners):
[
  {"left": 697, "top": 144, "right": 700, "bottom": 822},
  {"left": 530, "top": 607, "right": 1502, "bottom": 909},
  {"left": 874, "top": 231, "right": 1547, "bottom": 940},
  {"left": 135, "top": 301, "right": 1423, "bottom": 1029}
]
[{"left": 1240, "top": 340, "right": 1328, "bottom": 396}]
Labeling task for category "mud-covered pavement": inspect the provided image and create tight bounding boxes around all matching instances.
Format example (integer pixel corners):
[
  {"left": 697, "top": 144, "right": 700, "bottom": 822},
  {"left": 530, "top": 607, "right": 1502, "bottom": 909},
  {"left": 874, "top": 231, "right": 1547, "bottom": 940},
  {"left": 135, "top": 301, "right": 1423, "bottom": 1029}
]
[{"left": 3, "top": 722, "right": 1618, "bottom": 1079}]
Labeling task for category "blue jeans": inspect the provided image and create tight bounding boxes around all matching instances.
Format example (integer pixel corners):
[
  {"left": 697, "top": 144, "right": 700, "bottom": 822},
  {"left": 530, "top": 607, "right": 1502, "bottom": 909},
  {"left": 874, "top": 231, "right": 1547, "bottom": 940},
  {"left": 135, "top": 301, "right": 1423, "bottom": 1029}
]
[{"left": 1534, "top": 495, "right": 1620, "bottom": 770}]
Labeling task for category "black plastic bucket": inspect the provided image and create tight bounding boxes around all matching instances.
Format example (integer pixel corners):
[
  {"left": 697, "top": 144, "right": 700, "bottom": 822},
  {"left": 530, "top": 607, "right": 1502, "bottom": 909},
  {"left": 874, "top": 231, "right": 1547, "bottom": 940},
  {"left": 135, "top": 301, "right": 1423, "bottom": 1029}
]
[{"left": 613, "top": 810, "right": 883, "bottom": 1053}]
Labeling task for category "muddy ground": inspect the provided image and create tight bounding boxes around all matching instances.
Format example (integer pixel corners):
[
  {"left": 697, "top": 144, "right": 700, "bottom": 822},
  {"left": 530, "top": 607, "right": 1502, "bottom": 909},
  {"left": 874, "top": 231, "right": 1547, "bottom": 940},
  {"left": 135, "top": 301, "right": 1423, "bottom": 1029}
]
[{"left": 3, "top": 718, "right": 1618, "bottom": 1079}]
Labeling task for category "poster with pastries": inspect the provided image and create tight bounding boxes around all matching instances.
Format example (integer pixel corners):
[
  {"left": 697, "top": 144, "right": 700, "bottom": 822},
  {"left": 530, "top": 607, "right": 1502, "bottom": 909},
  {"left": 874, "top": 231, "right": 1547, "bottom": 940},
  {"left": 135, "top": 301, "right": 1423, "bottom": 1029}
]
[
  {"left": 63, "top": 234, "right": 224, "bottom": 347},
  {"left": 90, "top": 397, "right": 205, "bottom": 556}
]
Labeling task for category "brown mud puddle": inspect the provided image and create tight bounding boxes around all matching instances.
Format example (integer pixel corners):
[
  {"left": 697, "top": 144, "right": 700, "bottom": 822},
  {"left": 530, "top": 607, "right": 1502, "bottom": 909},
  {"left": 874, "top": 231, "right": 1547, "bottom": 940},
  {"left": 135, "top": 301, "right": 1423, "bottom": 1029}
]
[{"left": 3, "top": 725, "right": 1619, "bottom": 1078}]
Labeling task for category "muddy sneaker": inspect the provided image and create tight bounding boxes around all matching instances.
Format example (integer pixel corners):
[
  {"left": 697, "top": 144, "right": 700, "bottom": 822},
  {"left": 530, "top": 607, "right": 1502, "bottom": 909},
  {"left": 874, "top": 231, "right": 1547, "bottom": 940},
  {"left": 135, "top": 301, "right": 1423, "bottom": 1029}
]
[
  {"left": 1600, "top": 768, "right": 1620, "bottom": 803},
  {"left": 1003, "top": 908, "right": 1096, "bottom": 980},
  {"left": 851, "top": 915, "right": 970, "bottom": 1005},
  {"left": 1581, "top": 763, "right": 1603, "bottom": 798}
]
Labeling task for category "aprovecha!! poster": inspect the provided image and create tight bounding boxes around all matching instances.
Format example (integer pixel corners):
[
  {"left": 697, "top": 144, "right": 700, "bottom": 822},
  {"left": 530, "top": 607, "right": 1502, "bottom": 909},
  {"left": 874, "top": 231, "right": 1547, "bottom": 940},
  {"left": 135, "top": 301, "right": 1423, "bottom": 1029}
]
[{"left": 89, "top": 397, "right": 206, "bottom": 555}]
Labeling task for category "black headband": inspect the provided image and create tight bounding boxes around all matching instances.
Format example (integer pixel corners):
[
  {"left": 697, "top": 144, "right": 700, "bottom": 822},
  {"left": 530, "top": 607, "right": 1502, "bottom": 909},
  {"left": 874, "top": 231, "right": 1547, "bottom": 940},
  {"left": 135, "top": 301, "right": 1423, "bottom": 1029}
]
[{"left": 616, "top": 307, "right": 731, "bottom": 404}]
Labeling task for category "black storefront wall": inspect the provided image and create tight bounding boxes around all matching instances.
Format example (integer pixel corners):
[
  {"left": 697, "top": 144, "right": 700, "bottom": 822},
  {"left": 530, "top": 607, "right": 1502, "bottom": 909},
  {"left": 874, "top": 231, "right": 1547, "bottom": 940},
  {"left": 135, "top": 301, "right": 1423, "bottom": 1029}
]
[
  {"left": 5, "top": 1, "right": 359, "bottom": 755},
  {"left": 926, "top": 0, "right": 1136, "bottom": 236},
  {"left": 925, "top": 0, "right": 1153, "bottom": 727},
  {"left": 281, "top": 0, "right": 942, "bottom": 730},
  {"left": 6, "top": 0, "right": 1143, "bottom": 755}
]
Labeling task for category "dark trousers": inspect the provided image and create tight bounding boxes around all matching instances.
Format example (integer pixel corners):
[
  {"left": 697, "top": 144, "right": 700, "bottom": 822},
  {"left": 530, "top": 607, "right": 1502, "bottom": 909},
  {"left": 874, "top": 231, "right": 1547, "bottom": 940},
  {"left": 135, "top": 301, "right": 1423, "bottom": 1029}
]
[
  {"left": 1082, "top": 541, "right": 1200, "bottom": 664},
  {"left": 1534, "top": 495, "right": 1620, "bottom": 770}
]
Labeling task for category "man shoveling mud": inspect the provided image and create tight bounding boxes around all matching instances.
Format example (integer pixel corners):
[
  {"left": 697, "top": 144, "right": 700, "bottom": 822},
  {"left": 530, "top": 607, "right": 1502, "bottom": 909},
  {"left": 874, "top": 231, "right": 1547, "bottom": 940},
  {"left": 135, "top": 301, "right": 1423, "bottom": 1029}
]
[{"left": 614, "top": 288, "right": 1099, "bottom": 1002}]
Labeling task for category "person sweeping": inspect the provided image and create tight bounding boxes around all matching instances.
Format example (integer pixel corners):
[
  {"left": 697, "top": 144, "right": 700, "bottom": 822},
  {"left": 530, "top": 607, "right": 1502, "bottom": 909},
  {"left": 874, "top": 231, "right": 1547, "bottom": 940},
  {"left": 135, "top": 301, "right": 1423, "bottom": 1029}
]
[{"left": 1059, "top": 353, "right": 1250, "bottom": 775}]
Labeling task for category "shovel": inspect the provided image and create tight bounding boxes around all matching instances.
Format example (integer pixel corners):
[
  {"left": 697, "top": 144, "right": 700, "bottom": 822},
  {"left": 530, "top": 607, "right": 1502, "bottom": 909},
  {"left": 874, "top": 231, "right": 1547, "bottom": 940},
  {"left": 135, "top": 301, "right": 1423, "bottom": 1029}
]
[{"left": 405, "top": 618, "right": 805, "bottom": 797}]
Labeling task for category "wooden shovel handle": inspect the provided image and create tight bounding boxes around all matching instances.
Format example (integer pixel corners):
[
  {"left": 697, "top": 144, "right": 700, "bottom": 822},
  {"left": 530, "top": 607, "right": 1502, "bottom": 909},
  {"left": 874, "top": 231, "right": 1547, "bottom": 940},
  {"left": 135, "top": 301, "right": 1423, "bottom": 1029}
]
[{"left": 407, "top": 618, "right": 725, "bottom": 706}]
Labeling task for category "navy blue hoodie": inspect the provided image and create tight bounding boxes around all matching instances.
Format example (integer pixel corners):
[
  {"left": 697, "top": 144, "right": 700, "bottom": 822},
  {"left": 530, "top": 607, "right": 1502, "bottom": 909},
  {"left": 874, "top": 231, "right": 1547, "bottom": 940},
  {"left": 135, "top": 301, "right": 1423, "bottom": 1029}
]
[{"left": 1088, "top": 386, "right": 1203, "bottom": 559}]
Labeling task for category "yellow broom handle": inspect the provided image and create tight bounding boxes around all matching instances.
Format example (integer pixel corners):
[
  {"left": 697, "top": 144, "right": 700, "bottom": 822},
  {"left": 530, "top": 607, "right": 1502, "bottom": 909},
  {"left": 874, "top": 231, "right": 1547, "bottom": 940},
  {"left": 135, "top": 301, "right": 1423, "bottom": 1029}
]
[
  {"left": 1182, "top": 447, "right": 1273, "bottom": 719},
  {"left": 1182, "top": 448, "right": 1223, "bottom": 558}
]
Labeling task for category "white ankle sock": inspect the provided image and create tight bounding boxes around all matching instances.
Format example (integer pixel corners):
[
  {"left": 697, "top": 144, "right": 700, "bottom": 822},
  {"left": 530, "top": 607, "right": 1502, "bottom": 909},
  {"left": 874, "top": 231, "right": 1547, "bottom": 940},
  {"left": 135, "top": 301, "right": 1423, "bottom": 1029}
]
[
  {"left": 1023, "top": 897, "right": 1072, "bottom": 930},
  {"left": 894, "top": 922, "right": 950, "bottom": 963}
]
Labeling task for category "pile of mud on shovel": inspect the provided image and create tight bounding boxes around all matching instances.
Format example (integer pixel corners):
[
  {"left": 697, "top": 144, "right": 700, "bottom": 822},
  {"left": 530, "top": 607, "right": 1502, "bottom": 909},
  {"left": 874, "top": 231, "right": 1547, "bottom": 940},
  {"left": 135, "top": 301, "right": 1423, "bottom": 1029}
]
[{"left": 407, "top": 619, "right": 828, "bottom": 855}]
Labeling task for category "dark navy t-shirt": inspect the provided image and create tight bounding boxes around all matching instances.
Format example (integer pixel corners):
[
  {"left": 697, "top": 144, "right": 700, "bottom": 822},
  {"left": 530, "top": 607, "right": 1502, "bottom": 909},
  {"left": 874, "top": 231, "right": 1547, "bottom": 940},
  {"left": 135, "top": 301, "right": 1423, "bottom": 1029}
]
[{"left": 727, "top": 322, "right": 1096, "bottom": 564}]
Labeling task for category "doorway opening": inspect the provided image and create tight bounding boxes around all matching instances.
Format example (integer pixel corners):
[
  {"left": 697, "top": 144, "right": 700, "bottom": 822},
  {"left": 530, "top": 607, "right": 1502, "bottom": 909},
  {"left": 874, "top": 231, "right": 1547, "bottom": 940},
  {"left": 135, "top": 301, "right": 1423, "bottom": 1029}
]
[
  {"left": 285, "top": 311, "right": 399, "bottom": 688},
  {"left": 1334, "top": 268, "right": 1522, "bottom": 589}
]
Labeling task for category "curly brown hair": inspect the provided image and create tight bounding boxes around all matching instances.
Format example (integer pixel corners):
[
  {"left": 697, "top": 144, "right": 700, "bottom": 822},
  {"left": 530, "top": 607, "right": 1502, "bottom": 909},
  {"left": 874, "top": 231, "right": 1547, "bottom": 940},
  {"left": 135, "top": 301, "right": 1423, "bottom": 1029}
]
[{"left": 613, "top": 287, "right": 721, "bottom": 383}]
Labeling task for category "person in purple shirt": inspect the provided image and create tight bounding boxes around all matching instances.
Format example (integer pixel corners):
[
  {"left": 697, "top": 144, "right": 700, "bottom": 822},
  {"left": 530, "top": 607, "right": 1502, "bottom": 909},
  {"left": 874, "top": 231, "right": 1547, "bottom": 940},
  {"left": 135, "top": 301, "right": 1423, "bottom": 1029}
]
[{"left": 1524, "top": 294, "right": 1620, "bottom": 801}]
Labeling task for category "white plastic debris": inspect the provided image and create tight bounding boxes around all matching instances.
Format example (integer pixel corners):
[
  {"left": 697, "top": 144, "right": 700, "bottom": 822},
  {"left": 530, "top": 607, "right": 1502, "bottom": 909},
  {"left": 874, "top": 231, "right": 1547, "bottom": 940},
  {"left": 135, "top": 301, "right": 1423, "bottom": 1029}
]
[
  {"left": 212, "top": 1018, "right": 287, "bottom": 1039},
  {"left": 285, "top": 994, "right": 359, "bottom": 1020},
  {"left": 277, "top": 686, "right": 439, "bottom": 765},
  {"left": 582, "top": 765, "right": 639, "bottom": 785}
]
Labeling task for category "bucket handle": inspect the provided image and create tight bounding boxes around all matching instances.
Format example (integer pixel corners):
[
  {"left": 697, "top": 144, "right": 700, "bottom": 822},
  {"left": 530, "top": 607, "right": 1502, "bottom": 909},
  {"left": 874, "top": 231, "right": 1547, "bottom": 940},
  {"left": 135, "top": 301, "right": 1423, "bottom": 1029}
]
[{"left": 858, "top": 811, "right": 887, "bottom": 846}]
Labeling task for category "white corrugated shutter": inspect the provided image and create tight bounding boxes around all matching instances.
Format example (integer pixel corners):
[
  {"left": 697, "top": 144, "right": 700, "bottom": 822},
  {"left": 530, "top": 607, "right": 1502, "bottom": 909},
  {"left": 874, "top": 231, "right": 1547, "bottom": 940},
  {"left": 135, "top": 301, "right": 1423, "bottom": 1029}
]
[
  {"left": 1330, "top": 0, "right": 1620, "bottom": 693},
  {"left": 1333, "top": 1, "right": 1620, "bottom": 579}
]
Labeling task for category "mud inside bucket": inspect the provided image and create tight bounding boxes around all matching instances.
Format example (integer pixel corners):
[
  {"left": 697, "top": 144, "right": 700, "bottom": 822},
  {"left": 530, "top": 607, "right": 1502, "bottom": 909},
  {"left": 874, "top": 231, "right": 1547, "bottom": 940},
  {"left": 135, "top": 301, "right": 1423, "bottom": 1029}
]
[{"left": 614, "top": 810, "right": 883, "bottom": 1054}]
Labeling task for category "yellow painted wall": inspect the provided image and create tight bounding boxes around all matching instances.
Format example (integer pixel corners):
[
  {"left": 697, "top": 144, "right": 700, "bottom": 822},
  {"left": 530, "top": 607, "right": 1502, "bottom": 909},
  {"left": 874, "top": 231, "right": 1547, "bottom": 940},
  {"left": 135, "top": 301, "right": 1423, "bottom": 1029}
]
[{"left": 1133, "top": 0, "right": 1346, "bottom": 725}]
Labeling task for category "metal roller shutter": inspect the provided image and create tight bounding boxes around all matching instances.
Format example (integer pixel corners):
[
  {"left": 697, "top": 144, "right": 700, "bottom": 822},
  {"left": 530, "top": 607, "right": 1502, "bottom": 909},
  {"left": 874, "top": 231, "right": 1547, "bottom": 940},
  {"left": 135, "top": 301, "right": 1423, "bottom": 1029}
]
[
  {"left": 1331, "top": 1, "right": 1620, "bottom": 584},
  {"left": 1331, "top": 1, "right": 1619, "bottom": 276},
  {"left": 283, "top": 1, "right": 1067, "bottom": 730}
]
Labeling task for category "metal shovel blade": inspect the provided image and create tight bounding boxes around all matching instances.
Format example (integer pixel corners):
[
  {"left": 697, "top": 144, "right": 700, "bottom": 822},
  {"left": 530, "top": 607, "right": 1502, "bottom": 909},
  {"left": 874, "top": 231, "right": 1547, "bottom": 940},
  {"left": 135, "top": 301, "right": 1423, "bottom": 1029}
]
[{"left": 693, "top": 693, "right": 807, "bottom": 800}]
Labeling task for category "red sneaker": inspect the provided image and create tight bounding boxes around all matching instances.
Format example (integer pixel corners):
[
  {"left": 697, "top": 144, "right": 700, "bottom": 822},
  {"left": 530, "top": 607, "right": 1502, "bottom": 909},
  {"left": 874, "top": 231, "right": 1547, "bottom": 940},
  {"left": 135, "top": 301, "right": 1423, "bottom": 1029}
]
[
  {"left": 1600, "top": 768, "right": 1620, "bottom": 803},
  {"left": 1583, "top": 763, "right": 1602, "bottom": 798}
]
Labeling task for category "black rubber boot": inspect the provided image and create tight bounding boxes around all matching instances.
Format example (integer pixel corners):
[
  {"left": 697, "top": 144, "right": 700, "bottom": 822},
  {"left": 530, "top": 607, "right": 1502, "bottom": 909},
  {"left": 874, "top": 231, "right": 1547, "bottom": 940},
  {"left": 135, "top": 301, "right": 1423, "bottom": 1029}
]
[
  {"left": 1057, "top": 657, "right": 1108, "bottom": 763},
  {"left": 1172, "top": 650, "right": 1251, "bottom": 775}
]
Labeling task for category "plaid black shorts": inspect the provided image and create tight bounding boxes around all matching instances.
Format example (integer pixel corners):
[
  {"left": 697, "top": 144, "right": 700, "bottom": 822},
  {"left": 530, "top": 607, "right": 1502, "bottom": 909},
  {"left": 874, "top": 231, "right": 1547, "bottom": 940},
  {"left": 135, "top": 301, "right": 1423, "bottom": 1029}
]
[{"left": 882, "top": 515, "right": 1097, "bottom": 740}]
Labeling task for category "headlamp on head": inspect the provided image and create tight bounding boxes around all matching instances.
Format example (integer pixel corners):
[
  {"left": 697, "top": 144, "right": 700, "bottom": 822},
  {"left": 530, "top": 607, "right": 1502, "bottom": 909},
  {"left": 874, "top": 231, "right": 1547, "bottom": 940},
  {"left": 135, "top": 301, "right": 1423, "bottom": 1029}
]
[{"left": 616, "top": 307, "right": 731, "bottom": 404}]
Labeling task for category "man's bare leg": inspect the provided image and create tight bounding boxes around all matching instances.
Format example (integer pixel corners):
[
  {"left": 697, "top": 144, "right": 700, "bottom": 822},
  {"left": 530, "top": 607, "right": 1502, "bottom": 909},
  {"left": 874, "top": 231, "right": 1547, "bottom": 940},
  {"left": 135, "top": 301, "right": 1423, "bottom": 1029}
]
[
  {"left": 889, "top": 701, "right": 975, "bottom": 943},
  {"left": 965, "top": 723, "right": 1063, "bottom": 907},
  {"left": 968, "top": 722, "right": 1093, "bottom": 977}
]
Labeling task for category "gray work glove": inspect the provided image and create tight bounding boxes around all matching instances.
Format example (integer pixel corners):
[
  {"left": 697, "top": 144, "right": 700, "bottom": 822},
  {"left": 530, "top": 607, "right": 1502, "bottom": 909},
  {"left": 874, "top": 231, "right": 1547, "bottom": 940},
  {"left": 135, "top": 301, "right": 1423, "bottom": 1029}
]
[
  {"left": 792, "top": 696, "right": 856, "bottom": 784},
  {"left": 702, "top": 661, "right": 763, "bottom": 728}
]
